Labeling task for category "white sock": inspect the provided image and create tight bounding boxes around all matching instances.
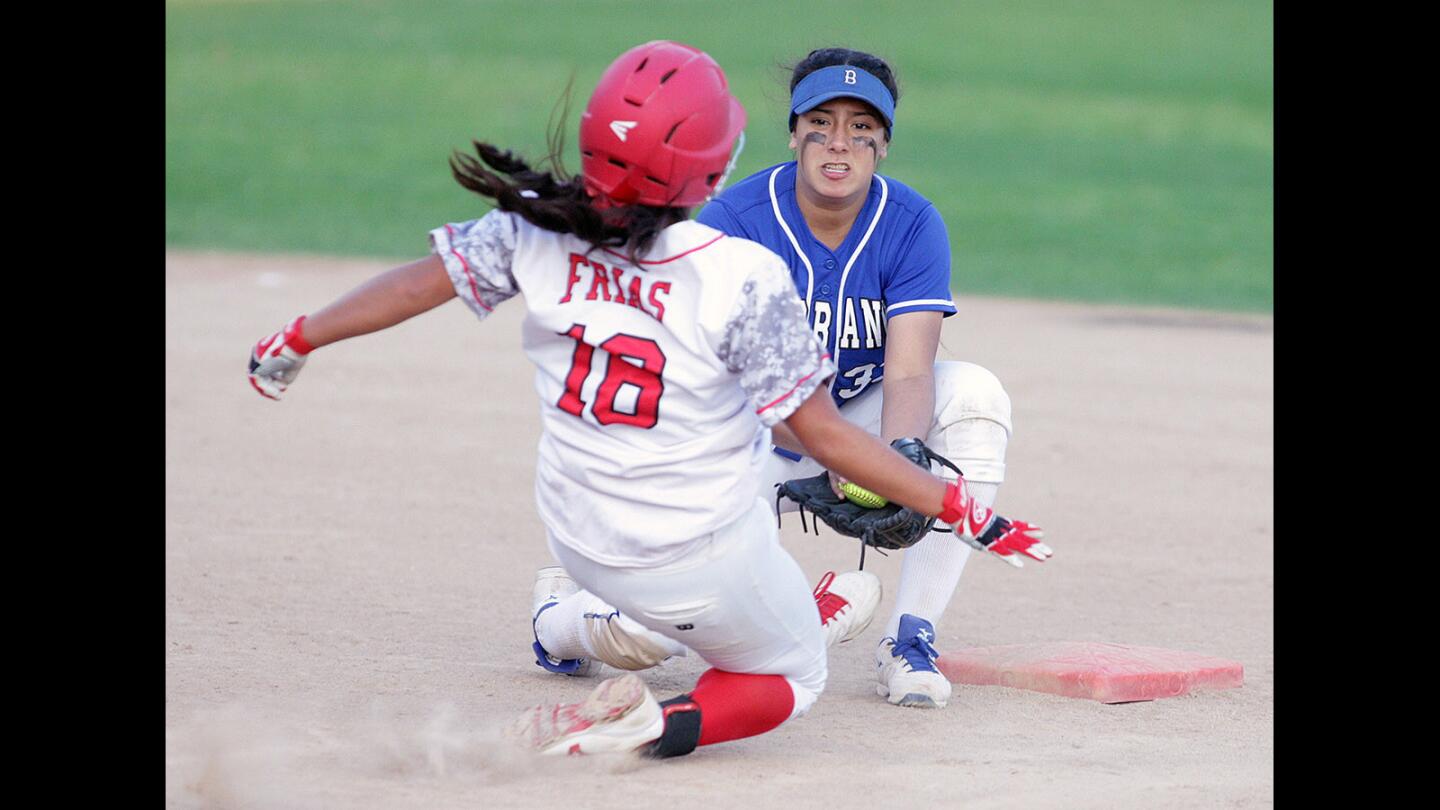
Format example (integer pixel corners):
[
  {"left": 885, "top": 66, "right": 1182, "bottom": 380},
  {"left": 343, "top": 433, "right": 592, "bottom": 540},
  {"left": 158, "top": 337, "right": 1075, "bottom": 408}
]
[
  {"left": 534, "top": 590, "right": 612, "bottom": 660},
  {"left": 883, "top": 479, "right": 999, "bottom": 640}
]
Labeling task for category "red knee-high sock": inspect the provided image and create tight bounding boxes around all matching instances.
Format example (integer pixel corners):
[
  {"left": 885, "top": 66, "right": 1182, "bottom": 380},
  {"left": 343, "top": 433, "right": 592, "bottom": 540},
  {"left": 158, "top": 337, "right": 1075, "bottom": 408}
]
[{"left": 689, "top": 668, "right": 795, "bottom": 746}]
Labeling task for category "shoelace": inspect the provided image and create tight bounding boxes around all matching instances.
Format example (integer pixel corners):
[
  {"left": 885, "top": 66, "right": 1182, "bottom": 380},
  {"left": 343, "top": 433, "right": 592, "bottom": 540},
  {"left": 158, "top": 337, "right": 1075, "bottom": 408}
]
[
  {"left": 889, "top": 632, "right": 940, "bottom": 672},
  {"left": 812, "top": 571, "right": 849, "bottom": 623}
]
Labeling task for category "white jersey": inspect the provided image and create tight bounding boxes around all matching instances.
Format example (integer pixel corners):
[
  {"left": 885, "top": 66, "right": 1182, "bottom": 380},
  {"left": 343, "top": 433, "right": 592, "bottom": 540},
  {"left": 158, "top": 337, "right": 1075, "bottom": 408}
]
[{"left": 430, "top": 211, "right": 835, "bottom": 567}]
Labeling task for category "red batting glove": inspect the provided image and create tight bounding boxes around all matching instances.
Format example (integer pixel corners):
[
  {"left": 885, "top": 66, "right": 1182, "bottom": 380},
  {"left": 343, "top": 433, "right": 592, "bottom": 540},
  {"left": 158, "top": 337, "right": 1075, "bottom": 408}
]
[
  {"left": 938, "top": 478, "right": 1053, "bottom": 568},
  {"left": 248, "top": 315, "right": 314, "bottom": 400}
]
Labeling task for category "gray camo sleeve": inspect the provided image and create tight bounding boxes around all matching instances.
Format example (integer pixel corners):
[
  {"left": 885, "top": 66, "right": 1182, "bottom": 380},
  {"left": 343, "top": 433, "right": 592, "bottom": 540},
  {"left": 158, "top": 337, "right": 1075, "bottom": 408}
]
[
  {"left": 428, "top": 210, "right": 521, "bottom": 320},
  {"left": 716, "top": 264, "right": 836, "bottom": 427}
]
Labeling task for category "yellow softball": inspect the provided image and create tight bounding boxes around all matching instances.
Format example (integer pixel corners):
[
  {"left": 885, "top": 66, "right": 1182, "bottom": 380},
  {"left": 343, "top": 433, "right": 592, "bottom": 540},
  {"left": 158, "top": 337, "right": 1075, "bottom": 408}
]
[{"left": 840, "top": 481, "right": 888, "bottom": 509}]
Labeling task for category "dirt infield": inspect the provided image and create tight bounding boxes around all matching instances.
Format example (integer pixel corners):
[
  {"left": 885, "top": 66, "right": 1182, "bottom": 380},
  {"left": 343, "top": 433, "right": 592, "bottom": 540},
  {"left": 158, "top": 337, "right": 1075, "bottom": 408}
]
[{"left": 165, "top": 250, "right": 1273, "bottom": 809}]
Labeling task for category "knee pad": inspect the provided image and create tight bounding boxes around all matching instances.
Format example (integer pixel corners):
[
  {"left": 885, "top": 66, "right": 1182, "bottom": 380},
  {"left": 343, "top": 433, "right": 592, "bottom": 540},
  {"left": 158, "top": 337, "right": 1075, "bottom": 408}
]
[
  {"left": 934, "top": 361, "right": 1012, "bottom": 431},
  {"left": 931, "top": 362, "right": 1012, "bottom": 484},
  {"left": 586, "top": 610, "right": 689, "bottom": 671}
]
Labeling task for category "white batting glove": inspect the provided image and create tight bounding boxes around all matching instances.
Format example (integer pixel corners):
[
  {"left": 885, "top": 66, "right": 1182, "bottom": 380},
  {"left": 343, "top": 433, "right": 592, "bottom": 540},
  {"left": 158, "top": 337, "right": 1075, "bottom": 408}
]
[
  {"left": 938, "top": 478, "right": 1054, "bottom": 568},
  {"left": 248, "top": 315, "right": 314, "bottom": 400}
]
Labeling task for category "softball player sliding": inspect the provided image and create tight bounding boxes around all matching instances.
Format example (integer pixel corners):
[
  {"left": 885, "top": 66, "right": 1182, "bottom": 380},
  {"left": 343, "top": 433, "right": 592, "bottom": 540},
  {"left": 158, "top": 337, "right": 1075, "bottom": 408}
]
[
  {"left": 249, "top": 41, "right": 1048, "bottom": 758},
  {"left": 537, "top": 48, "right": 1028, "bottom": 711}
]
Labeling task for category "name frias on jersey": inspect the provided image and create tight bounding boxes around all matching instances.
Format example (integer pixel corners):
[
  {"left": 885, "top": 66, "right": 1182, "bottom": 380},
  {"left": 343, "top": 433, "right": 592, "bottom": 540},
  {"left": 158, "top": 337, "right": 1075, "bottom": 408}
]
[
  {"left": 809, "top": 297, "right": 886, "bottom": 350},
  {"left": 559, "top": 252, "right": 672, "bottom": 323}
]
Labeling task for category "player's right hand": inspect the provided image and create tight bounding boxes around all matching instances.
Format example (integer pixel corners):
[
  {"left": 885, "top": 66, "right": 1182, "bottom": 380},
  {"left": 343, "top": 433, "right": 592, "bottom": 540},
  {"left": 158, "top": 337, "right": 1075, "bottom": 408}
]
[
  {"left": 970, "top": 517, "right": 1052, "bottom": 568},
  {"left": 248, "top": 315, "right": 313, "bottom": 400},
  {"left": 939, "top": 478, "right": 1054, "bottom": 568}
]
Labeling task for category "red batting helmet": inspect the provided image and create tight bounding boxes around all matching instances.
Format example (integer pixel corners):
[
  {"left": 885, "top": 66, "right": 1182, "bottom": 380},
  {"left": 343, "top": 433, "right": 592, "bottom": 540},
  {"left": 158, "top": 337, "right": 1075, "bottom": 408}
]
[{"left": 580, "top": 41, "right": 746, "bottom": 208}]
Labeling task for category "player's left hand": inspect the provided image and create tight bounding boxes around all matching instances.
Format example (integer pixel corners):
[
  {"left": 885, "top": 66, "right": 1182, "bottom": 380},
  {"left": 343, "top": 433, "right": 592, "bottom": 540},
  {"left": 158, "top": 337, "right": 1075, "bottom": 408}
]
[
  {"left": 779, "top": 437, "right": 945, "bottom": 551},
  {"left": 777, "top": 472, "right": 937, "bottom": 550},
  {"left": 248, "top": 315, "right": 313, "bottom": 400}
]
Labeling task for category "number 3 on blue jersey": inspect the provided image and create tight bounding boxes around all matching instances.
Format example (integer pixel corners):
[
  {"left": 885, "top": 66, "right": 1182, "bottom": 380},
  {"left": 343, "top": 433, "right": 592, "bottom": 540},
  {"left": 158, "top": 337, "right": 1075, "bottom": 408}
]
[{"left": 836, "top": 362, "right": 878, "bottom": 400}]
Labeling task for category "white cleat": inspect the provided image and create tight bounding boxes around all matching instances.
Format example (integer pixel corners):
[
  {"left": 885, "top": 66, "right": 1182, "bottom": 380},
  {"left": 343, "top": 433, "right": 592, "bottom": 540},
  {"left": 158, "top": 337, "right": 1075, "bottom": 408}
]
[
  {"left": 875, "top": 614, "right": 952, "bottom": 709},
  {"left": 531, "top": 566, "right": 596, "bottom": 677},
  {"left": 507, "top": 672, "right": 665, "bottom": 756},
  {"left": 814, "top": 570, "right": 883, "bottom": 647}
]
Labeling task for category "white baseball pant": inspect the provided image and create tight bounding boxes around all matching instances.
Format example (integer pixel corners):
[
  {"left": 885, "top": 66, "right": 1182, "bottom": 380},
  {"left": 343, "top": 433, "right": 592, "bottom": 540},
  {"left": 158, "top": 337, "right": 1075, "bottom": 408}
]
[{"left": 546, "top": 496, "right": 828, "bottom": 720}]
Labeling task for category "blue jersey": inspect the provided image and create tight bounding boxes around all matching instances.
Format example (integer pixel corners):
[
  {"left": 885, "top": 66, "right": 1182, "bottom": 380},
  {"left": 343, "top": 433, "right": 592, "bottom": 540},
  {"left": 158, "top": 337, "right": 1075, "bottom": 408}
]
[{"left": 697, "top": 161, "right": 957, "bottom": 408}]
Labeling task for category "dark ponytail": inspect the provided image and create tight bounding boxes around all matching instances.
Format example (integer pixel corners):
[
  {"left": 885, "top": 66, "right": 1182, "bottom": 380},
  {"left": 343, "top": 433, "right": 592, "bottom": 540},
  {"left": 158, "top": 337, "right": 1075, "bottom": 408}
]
[{"left": 449, "top": 98, "right": 686, "bottom": 266}]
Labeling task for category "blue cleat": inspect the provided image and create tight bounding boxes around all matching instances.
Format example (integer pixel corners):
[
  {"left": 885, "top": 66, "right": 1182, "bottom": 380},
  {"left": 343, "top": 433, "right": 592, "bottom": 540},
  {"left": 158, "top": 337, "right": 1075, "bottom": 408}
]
[{"left": 875, "top": 614, "right": 951, "bottom": 708}]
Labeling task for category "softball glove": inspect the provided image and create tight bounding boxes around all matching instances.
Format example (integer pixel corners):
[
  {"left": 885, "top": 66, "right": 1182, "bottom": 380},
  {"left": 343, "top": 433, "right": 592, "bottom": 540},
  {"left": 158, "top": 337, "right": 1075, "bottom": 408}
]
[{"left": 776, "top": 438, "right": 961, "bottom": 552}]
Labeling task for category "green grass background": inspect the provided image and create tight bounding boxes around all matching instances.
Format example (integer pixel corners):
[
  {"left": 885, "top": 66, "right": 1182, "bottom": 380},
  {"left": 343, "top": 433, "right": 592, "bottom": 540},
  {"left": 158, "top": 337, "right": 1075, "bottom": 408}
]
[{"left": 166, "top": 0, "right": 1273, "bottom": 312}]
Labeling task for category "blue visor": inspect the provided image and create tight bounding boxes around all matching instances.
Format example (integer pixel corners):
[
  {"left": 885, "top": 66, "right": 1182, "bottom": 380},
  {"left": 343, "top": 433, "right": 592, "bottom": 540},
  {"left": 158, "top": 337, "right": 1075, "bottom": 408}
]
[{"left": 790, "top": 65, "right": 895, "bottom": 132}]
